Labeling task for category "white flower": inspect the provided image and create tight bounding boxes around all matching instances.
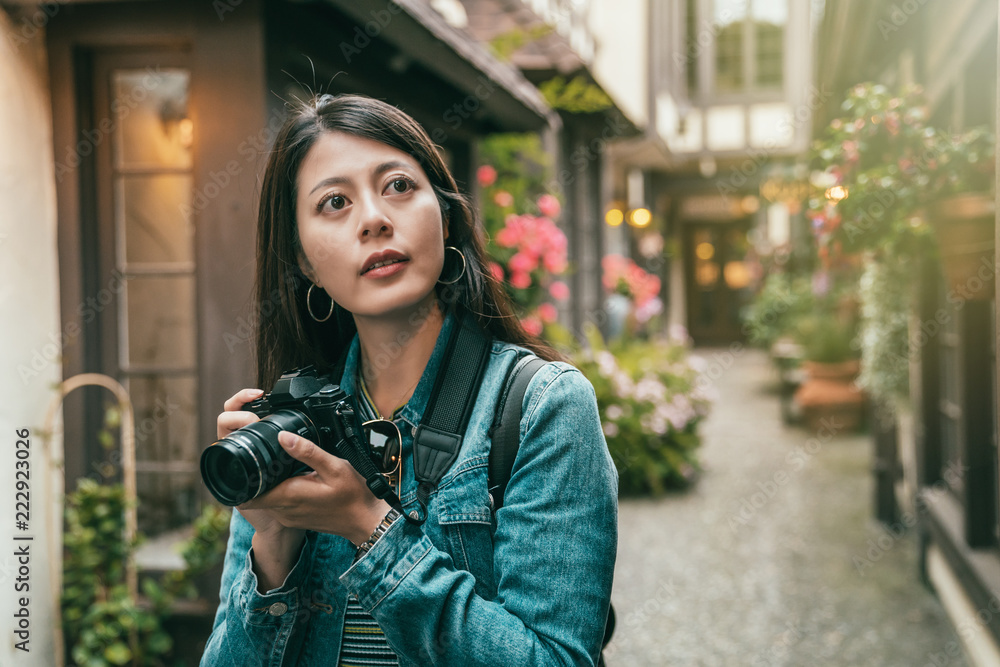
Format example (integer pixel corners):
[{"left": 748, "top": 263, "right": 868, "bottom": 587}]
[
  {"left": 602, "top": 422, "right": 619, "bottom": 437},
  {"left": 612, "top": 371, "right": 634, "bottom": 397},
  {"left": 606, "top": 404, "right": 624, "bottom": 420},
  {"left": 596, "top": 351, "right": 618, "bottom": 377},
  {"left": 635, "top": 377, "right": 666, "bottom": 403},
  {"left": 687, "top": 354, "right": 709, "bottom": 374}
]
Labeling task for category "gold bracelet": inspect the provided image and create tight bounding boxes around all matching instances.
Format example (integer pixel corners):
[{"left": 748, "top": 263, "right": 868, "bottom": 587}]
[{"left": 354, "top": 508, "right": 402, "bottom": 562}]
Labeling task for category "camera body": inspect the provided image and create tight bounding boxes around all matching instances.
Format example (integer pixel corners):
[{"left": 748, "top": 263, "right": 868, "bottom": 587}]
[{"left": 200, "top": 366, "right": 362, "bottom": 506}]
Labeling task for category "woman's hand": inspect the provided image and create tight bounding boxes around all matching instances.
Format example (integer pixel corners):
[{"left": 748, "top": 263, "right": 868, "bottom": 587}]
[
  {"left": 217, "top": 388, "right": 290, "bottom": 538},
  {"left": 217, "top": 388, "right": 390, "bottom": 590},
  {"left": 237, "top": 430, "right": 391, "bottom": 546}
]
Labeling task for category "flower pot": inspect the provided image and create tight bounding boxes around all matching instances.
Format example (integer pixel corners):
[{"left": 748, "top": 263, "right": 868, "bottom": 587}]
[
  {"left": 794, "top": 360, "right": 864, "bottom": 432},
  {"left": 927, "top": 193, "right": 995, "bottom": 300}
]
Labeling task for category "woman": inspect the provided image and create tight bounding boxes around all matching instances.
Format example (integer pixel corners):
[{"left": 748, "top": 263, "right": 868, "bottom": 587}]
[{"left": 201, "top": 93, "right": 617, "bottom": 666}]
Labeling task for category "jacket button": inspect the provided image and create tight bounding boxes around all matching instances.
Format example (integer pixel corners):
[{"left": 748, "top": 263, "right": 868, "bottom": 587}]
[{"left": 268, "top": 602, "right": 288, "bottom": 617}]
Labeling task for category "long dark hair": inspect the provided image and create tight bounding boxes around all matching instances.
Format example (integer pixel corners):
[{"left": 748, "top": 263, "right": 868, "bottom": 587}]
[{"left": 254, "top": 93, "right": 561, "bottom": 388}]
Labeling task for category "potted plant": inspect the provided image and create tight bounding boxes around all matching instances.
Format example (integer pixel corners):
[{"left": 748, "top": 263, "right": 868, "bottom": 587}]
[
  {"left": 925, "top": 126, "right": 996, "bottom": 299},
  {"left": 791, "top": 297, "right": 865, "bottom": 432}
]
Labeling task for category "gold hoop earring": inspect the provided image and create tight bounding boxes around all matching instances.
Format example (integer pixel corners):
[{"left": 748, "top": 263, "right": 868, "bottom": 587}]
[
  {"left": 438, "top": 246, "right": 467, "bottom": 285},
  {"left": 306, "top": 283, "right": 335, "bottom": 322}
]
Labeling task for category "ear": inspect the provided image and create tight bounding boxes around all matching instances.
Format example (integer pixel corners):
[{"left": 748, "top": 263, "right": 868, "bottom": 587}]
[{"left": 297, "top": 250, "right": 319, "bottom": 286}]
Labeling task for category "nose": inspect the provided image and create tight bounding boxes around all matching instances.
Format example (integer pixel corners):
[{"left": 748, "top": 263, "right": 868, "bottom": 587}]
[{"left": 356, "top": 190, "right": 393, "bottom": 240}]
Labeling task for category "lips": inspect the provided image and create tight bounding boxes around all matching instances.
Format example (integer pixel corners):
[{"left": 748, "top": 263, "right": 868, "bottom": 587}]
[{"left": 361, "top": 249, "right": 409, "bottom": 276}]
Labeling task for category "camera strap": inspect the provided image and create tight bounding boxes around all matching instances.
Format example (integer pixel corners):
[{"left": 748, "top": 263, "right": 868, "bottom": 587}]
[{"left": 410, "top": 315, "right": 492, "bottom": 523}]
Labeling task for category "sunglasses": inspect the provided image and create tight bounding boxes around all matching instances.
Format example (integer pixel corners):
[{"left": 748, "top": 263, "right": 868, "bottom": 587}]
[{"left": 362, "top": 418, "right": 402, "bottom": 486}]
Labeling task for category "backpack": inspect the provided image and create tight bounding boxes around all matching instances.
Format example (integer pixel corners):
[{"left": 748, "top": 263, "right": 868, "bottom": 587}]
[
  {"left": 487, "top": 353, "right": 616, "bottom": 664},
  {"left": 393, "top": 318, "right": 616, "bottom": 661}
]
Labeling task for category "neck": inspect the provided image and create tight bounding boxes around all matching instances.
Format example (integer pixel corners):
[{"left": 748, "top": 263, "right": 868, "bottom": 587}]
[{"left": 354, "top": 296, "right": 446, "bottom": 417}]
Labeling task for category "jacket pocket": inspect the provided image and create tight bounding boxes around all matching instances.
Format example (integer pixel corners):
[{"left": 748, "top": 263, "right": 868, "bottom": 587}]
[{"left": 436, "top": 461, "right": 496, "bottom": 598}]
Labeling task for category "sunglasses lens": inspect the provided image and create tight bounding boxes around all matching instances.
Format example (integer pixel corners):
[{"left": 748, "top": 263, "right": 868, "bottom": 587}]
[{"left": 365, "top": 420, "right": 401, "bottom": 473}]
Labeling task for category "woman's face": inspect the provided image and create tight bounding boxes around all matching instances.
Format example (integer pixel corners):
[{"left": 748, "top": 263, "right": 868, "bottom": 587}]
[{"left": 295, "top": 131, "right": 448, "bottom": 319}]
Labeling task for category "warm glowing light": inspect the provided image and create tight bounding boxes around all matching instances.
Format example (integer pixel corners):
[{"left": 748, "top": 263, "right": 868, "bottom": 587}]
[
  {"left": 605, "top": 208, "right": 624, "bottom": 226},
  {"left": 178, "top": 118, "right": 194, "bottom": 148},
  {"left": 628, "top": 207, "right": 652, "bottom": 227},
  {"left": 695, "top": 242, "right": 715, "bottom": 260},
  {"left": 724, "top": 261, "right": 751, "bottom": 289},
  {"left": 825, "top": 185, "right": 849, "bottom": 202}
]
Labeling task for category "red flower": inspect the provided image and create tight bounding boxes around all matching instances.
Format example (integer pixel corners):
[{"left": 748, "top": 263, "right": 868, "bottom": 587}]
[
  {"left": 477, "top": 165, "right": 497, "bottom": 187},
  {"left": 488, "top": 261, "right": 505, "bottom": 282},
  {"left": 510, "top": 271, "right": 532, "bottom": 289},
  {"left": 521, "top": 316, "right": 543, "bottom": 336}
]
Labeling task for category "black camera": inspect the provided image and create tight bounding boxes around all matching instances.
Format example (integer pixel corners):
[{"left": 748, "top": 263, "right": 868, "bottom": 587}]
[{"left": 200, "top": 366, "right": 382, "bottom": 507}]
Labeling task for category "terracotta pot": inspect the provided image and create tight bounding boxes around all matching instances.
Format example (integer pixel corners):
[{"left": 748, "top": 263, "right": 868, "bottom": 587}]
[
  {"left": 794, "top": 360, "right": 864, "bottom": 432},
  {"left": 801, "top": 359, "right": 860, "bottom": 382},
  {"left": 927, "top": 193, "right": 995, "bottom": 300}
]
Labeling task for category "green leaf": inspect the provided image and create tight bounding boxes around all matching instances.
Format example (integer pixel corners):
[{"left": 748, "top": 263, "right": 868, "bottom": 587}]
[
  {"left": 103, "top": 642, "right": 132, "bottom": 665},
  {"left": 147, "top": 630, "right": 174, "bottom": 654}
]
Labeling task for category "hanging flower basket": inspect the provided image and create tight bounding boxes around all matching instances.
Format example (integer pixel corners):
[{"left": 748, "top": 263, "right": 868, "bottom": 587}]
[{"left": 927, "top": 192, "right": 996, "bottom": 300}]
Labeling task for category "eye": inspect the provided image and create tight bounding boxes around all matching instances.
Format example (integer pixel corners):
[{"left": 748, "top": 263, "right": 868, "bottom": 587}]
[
  {"left": 317, "top": 193, "right": 348, "bottom": 213},
  {"left": 386, "top": 177, "right": 415, "bottom": 194}
]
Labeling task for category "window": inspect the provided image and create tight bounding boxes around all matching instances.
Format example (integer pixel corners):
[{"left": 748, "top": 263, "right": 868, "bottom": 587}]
[
  {"left": 683, "top": 0, "right": 787, "bottom": 96},
  {"left": 752, "top": 0, "right": 786, "bottom": 88},
  {"left": 714, "top": 0, "right": 746, "bottom": 92},
  {"left": 93, "top": 52, "right": 200, "bottom": 536}
]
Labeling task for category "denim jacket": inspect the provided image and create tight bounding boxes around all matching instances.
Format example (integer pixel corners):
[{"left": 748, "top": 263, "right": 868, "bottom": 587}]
[{"left": 201, "top": 313, "right": 619, "bottom": 666}]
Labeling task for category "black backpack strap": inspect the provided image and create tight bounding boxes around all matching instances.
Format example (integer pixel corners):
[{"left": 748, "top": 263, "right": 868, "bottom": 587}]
[
  {"left": 488, "top": 354, "right": 617, "bottom": 655},
  {"left": 488, "top": 354, "right": 547, "bottom": 510},
  {"left": 411, "top": 317, "right": 492, "bottom": 520}
]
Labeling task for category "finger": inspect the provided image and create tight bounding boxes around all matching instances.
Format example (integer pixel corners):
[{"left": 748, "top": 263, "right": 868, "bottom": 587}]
[
  {"left": 238, "top": 470, "right": 323, "bottom": 516},
  {"left": 223, "top": 388, "right": 264, "bottom": 412},
  {"left": 216, "top": 411, "right": 260, "bottom": 439},
  {"left": 277, "top": 431, "right": 341, "bottom": 480}
]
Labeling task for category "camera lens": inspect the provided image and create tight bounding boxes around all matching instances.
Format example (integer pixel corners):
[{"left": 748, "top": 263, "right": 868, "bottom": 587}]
[{"left": 201, "top": 409, "right": 317, "bottom": 506}]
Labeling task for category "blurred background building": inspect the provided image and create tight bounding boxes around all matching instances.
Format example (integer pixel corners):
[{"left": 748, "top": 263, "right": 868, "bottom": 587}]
[
  {"left": 815, "top": 1, "right": 1000, "bottom": 664},
  {"left": 2, "top": 0, "right": 999, "bottom": 663}
]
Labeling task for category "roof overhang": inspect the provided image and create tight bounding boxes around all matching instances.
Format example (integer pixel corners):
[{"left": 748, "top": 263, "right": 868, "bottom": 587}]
[{"left": 321, "top": 0, "right": 558, "bottom": 133}]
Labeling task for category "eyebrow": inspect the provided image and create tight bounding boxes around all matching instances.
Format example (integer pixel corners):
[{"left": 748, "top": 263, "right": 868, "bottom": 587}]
[{"left": 308, "top": 160, "right": 414, "bottom": 195}]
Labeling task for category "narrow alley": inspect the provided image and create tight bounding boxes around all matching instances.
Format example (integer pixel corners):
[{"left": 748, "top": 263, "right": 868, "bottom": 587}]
[{"left": 607, "top": 348, "right": 966, "bottom": 667}]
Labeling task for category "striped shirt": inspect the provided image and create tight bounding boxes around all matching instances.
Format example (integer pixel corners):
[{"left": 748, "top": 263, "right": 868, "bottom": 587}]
[{"left": 339, "top": 374, "right": 402, "bottom": 667}]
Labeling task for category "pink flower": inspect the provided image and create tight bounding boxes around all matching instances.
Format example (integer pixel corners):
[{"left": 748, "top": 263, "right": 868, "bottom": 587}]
[
  {"left": 487, "top": 261, "right": 505, "bottom": 282},
  {"left": 521, "top": 316, "right": 543, "bottom": 336},
  {"left": 537, "top": 303, "right": 558, "bottom": 323},
  {"left": 510, "top": 271, "right": 531, "bottom": 290},
  {"left": 549, "top": 280, "right": 570, "bottom": 301},
  {"left": 508, "top": 252, "right": 537, "bottom": 274},
  {"left": 543, "top": 252, "right": 568, "bottom": 274},
  {"left": 477, "top": 165, "right": 497, "bottom": 187},
  {"left": 496, "top": 223, "right": 520, "bottom": 248},
  {"left": 493, "top": 190, "right": 514, "bottom": 207},
  {"left": 537, "top": 194, "right": 561, "bottom": 218}
]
